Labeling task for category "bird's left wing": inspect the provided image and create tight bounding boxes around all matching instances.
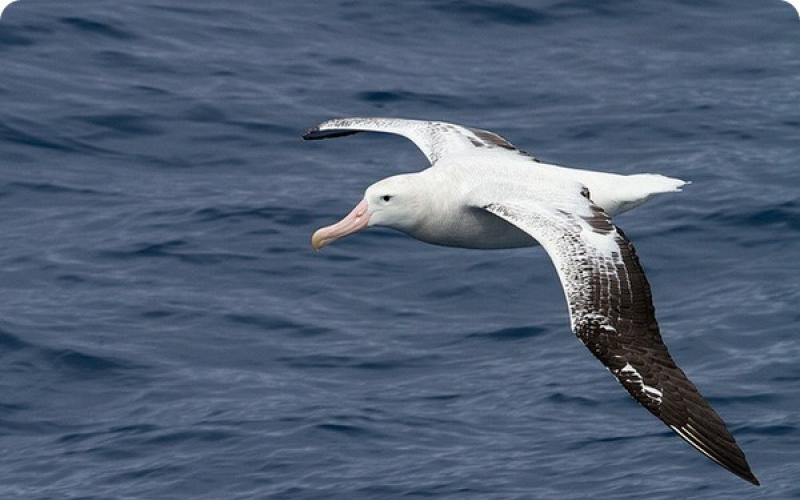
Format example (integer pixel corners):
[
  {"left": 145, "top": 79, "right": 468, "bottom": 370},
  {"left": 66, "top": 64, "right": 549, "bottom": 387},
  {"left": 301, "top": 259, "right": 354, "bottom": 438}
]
[
  {"left": 469, "top": 185, "right": 759, "bottom": 485},
  {"left": 303, "top": 117, "right": 519, "bottom": 164}
]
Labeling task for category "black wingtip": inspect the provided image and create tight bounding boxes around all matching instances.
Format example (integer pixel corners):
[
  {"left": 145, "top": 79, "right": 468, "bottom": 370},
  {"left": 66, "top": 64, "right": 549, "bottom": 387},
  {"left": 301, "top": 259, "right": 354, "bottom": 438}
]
[
  {"left": 302, "top": 127, "right": 360, "bottom": 141},
  {"left": 302, "top": 127, "right": 321, "bottom": 140},
  {"left": 742, "top": 470, "right": 760, "bottom": 487},
  {"left": 672, "top": 424, "right": 761, "bottom": 487},
  {"left": 720, "top": 456, "right": 760, "bottom": 486}
]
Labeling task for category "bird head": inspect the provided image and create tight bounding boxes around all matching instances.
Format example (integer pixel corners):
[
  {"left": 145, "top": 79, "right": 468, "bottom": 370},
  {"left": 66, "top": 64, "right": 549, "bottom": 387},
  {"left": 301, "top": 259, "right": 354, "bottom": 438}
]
[{"left": 311, "top": 174, "right": 423, "bottom": 250}]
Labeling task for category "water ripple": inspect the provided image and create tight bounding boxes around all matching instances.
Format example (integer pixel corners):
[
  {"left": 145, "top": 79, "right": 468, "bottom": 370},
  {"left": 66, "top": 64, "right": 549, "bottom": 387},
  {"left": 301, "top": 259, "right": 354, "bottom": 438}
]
[
  {"left": 59, "top": 17, "right": 136, "bottom": 41},
  {"left": 465, "top": 325, "right": 548, "bottom": 342},
  {"left": 432, "top": 0, "right": 552, "bottom": 26}
]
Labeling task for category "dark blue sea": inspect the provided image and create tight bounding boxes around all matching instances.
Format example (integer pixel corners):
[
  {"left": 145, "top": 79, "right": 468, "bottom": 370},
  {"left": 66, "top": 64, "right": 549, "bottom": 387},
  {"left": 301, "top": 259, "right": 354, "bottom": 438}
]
[{"left": 1, "top": 1, "right": 798, "bottom": 498}]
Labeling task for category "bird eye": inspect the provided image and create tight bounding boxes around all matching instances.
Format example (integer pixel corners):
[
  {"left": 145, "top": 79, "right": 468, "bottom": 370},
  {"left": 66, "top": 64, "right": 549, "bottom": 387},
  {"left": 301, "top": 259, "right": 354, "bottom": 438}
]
[{"left": 382, "top": 195, "right": 392, "bottom": 202}]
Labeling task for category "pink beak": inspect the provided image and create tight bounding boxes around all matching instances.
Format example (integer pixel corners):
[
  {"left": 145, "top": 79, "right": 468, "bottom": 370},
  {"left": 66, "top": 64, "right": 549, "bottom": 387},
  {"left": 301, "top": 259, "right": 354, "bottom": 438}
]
[{"left": 311, "top": 199, "right": 370, "bottom": 251}]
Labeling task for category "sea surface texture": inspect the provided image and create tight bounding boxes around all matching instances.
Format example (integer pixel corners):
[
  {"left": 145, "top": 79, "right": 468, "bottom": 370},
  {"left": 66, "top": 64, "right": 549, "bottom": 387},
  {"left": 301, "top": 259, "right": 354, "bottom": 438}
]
[{"left": 0, "top": 1, "right": 798, "bottom": 498}]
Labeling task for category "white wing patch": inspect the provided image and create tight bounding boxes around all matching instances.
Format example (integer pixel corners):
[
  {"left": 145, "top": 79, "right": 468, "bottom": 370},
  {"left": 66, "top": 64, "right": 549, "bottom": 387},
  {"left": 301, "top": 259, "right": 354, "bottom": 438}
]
[
  {"left": 579, "top": 223, "right": 620, "bottom": 257},
  {"left": 618, "top": 363, "right": 663, "bottom": 404}
]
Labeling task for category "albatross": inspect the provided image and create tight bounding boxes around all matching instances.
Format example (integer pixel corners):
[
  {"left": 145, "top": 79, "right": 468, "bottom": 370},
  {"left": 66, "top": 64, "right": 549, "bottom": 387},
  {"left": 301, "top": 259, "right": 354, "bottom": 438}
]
[{"left": 305, "top": 117, "right": 759, "bottom": 486}]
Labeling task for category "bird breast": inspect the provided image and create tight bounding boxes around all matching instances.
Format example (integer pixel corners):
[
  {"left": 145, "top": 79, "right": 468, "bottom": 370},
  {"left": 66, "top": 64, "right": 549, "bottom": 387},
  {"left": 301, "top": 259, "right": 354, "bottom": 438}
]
[{"left": 409, "top": 205, "right": 537, "bottom": 250}]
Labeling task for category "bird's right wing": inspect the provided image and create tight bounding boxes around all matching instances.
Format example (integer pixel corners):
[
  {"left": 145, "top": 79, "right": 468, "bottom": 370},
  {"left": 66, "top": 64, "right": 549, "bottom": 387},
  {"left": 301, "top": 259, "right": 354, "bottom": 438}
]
[
  {"left": 303, "top": 117, "right": 521, "bottom": 164},
  {"left": 469, "top": 185, "right": 759, "bottom": 485}
]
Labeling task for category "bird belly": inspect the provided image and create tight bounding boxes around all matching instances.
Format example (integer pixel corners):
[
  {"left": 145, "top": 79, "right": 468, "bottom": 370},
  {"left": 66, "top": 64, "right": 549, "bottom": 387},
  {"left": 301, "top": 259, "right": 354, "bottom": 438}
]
[{"left": 410, "top": 206, "right": 537, "bottom": 250}]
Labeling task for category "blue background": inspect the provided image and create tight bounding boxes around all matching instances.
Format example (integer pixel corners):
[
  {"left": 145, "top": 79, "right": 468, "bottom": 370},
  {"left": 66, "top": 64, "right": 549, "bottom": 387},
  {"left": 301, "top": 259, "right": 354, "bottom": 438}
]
[{"left": 0, "top": 1, "right": 798, "bottom": 498}]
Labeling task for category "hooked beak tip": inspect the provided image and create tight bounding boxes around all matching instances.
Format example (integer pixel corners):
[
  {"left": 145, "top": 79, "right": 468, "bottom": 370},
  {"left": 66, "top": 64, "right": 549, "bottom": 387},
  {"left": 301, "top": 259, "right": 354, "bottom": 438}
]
[{"left": 311, "top": 231, "right": 327, "bottom": 251}]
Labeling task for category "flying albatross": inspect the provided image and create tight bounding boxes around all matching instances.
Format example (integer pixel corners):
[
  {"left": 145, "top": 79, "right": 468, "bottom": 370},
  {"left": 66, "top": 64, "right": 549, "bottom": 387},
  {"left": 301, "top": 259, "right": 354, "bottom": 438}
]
[{"left": 304, "top": 117, "right": 759, "bottom": 486}]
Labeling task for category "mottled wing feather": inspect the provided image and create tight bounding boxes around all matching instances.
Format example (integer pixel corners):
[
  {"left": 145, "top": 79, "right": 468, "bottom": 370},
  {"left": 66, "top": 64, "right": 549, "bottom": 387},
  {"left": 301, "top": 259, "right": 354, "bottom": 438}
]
[
  {"left": 480, "top": 196, "right": 759, "bottom": 486},
  {"left": 303, "top": 117, "right": 520, "bottom": 164}
]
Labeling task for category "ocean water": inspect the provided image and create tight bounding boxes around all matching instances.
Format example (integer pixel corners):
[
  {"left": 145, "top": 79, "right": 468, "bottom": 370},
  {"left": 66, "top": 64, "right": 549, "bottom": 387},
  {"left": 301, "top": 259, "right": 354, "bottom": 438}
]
[{"left": 0, "top": 0, "right": 798, "bottom": 498}]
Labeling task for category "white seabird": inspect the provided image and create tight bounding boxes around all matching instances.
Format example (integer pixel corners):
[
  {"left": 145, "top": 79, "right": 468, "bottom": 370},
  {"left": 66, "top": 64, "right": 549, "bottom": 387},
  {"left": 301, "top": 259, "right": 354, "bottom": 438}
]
[{"left": 305, "top": 117, "right": 759, "bottom": 486}]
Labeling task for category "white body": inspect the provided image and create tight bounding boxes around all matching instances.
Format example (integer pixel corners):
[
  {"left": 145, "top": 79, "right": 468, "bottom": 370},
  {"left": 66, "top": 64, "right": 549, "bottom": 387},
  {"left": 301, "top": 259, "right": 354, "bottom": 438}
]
[{"left": 394, "top": 156, "right": 685, "bottom": 249}]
